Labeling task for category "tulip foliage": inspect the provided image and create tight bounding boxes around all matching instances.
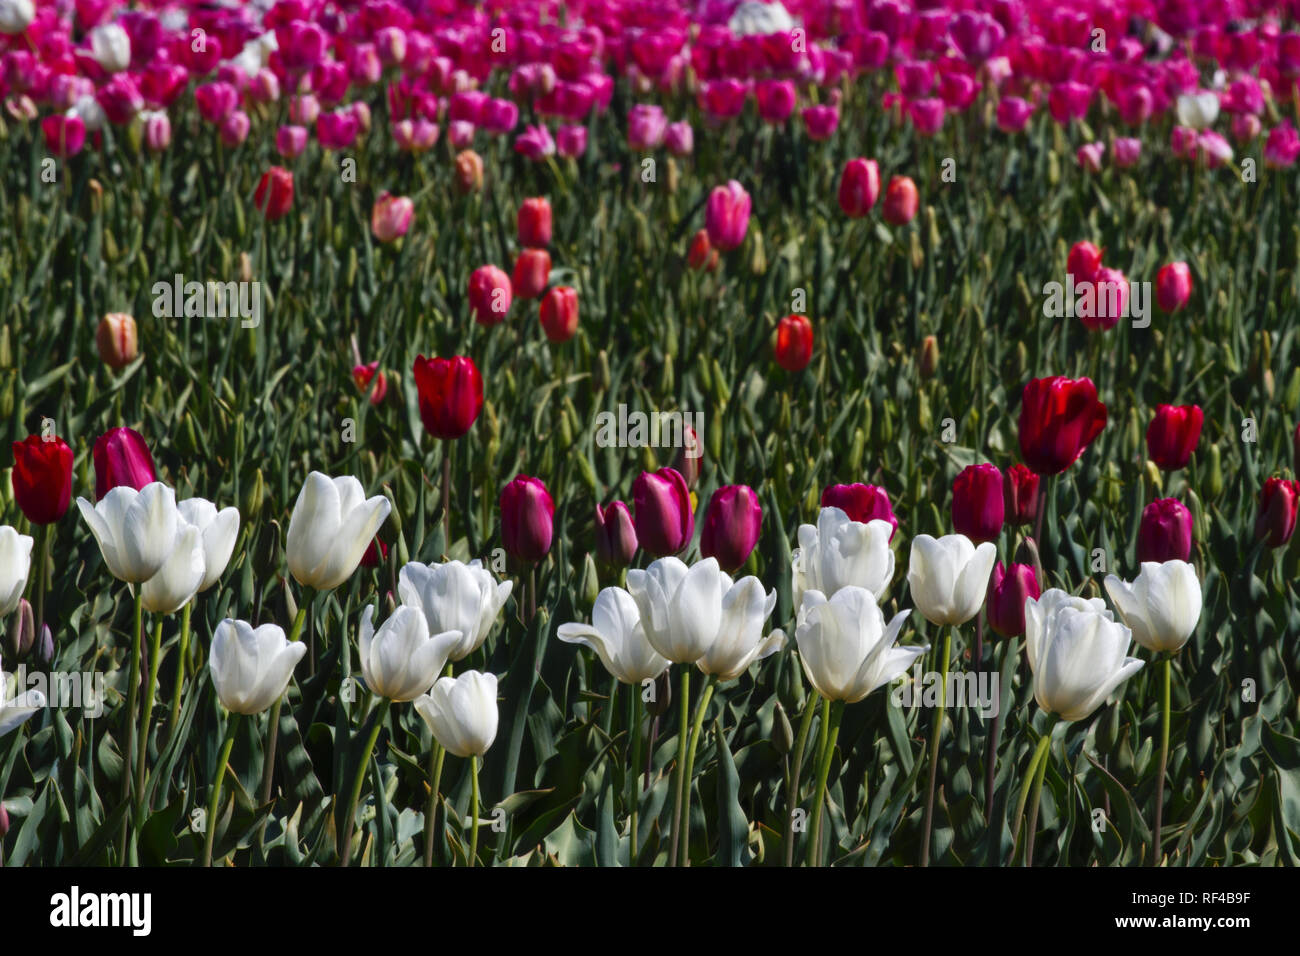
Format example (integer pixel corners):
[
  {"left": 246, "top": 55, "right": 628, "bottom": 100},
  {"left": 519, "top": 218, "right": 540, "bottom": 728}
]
[{"left": 2, "top": 0, "right": 1300, "bottom": 870}]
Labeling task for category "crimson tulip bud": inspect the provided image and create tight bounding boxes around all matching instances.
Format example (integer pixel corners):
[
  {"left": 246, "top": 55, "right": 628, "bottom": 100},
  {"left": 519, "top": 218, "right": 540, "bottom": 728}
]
[
  {"left": 254, "top": 165, "right": 294, "bottom": 220},
  {"left": 96, "top": 312, "right": 138, "bottom": 369},
  {"left": 1254, "top": 477, "right": 1300, "bottom": 549},
  {"left": 699, "top": 484, "right": 762, "bottom": 572},
  {"left": 412, "top": 355, "right": 483, "bottom": 440},
  {"left": 595, "top": 501, "right": 638, "bottom": 567},
  {"left": 1017, "top": 376, "right": 1107, "bottom": 475},
  {"left": 468, "top": 264, "right": 512, "bottom": 325},
  {"left": 952, "top": 463, "right": 1004, "bottom": 543},
  {"left": 92, "top": 427, "right": 157, "bottom": 501},
  {"left": 359, "top": 536, "right": 388, "bottom": 568},
  {"left": 774, "top": 314, "right": 813, "bottom": 371},
  {"left": 686, "top": 229, "right": 717, "bottom": 271},
  {"left": 838, "top": 157, "right": 881, "bottom": 217},
  {"left": 1067, "top": 240, "right": 1103, "bottom": 282},
  {"left": 882, "top": 175, "right": 919, "bottom": 225},
  {"left": 12, "top": 434, "right": 73, "bottom": 524},
  {"left": 671, "top": 426, "right": 703, "bottom": 489},
  {"left": 1156, "top": 261, "right": 1192, "bottom": 312},
  {"left": 454, "top": 149, "right": 484, "bottom": 193},
  {"left": 517, "top": 196, "right": 552, "bottom": 247},
  {"left": 351, "top": 361, "right": 387, "bottom": 405},
  {"left": 500, "top": 475, "right": 554, "bottom": 562},
  {"left": 1002, "top": 463, "right": 1039, "bottom": 527},
  {"left": 1146, "top": 403, "right": 1203, "bottom": 471},
  {"left": 539, "top": 286, "right": 579, "bottom": 343},
  {"left": 985, "top": 562, "right": 1040, "bottom": 638},
  {"left": 1137, "top": 497, "right": 1193, "bottom": 563},
  {"left": 513, "top": 248, "right": 551, "bottom": 299},
  {"left": 632, "top": 467, "right": 694, "bottom": 556},
  {"left": 820, "top": 483, "right": 898, "bottom": 538}
]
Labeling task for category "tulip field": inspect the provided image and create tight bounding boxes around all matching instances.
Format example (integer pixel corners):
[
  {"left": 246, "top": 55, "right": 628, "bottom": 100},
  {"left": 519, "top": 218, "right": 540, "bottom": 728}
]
[{"left": 2, "top": 0, "right": 1300, "bottom": 877}]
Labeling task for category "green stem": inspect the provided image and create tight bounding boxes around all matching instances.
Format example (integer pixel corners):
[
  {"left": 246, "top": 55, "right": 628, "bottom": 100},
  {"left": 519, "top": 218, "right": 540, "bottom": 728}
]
[
  {"left": 202, "top": 714, "right": 240, "bottom": 867},
  {"left": 340, "top": 696, "right": 391, "bottom": 866},
  {"left": 808, "top": 697, "right": 844, "bottom": 867},
  {"left": 118, "top": 587, "right": 143, "bottom": 866},
  {"left": 1152, "top": 654, "right": 1171, "bottom": 867},
  {"left": 1024, "top": 730, "right": 1053, "bottom": 867},
  {"left": 258, "top": 604, "right": 308, "bottom": 811},
  {"left": 679, "top": 674, "right": 717, "bottom": 867},
  {"left": 784, "top": 692, "right": 818, "bottom": 867},
  {"left": 34, "top": 523, "right": 49, "bottom": 648},
  {"left": 628, "top": 685, "right": 643, "bottom": 866},
  {"left": 1009, "top": 729, "right": 1052, "bottom": 860},
  {"left": 920, "top": 626, "right": 952, "bottom": 867},
  {"left": 668, "top": 666, "right": 690, "bottom": 866},
  {"left": 134, "top": 614, "right": 164, "bottom": 815},
  {"left": 423, "top": 742, "right": 446, "bottom": 867},
  {"left": 167, "top": 601, "right": 192, "bottom": 740},
  {"left": 469, "top": 754, "right": 480, "bottom": 867}
]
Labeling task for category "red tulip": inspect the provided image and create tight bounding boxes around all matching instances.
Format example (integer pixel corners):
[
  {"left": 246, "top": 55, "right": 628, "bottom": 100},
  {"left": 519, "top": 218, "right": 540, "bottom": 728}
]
[
  {"left": 774, "top": 314, "right": 813, "bottom": 372},
  {"left": 838, "top": 158, "right": 881, "bottom": 217},
  {"left": 1017, "top": 376, "right": 1107, "bottom": 475},
  {"left": 412, "top": 355, "right": 483, "bottom": 440},
  {"left": 1156, "top": 262, "right": 1193, "bottom": 312},
  {"left": 11, "top": 434, "right": 74, "bottom": 524},
  {"left": 539, "top": 286, "right": 579, "bottom": 343},
  {"left": 686, "top": 229, "right": 717, "bottom": 271},
  {"left": 1255, "top": 477, "right": 1300, "bottom": 549},
  {"left": 360, "top": 536, "right": 389, "bottom": 568},
  {"left": 952, "top": 463, "right": 1004, "bottom": 543},
  {"left": 1146, "top": 404, "right": 1203, "bottom": 471},
  {"left": 468, "top": 265, "right": 512, "bottom": 326},
  {"left": 595, "top": 501, "right": 638, "bottom": 567},
  {"left": 1137, "top": 498, "right": 1193, "bottom": 563},
  {"left": 986, "top": 562, "right": 1040, "bottom": 638},
  {"left": 820, "top": 483, "right": 898, "bottom": 538},
  {"left": 882, "top": 175, "right": 919, "bottom": 225},
  {"left": 513, "top": 248, "right": 551, "bottom": 299},
  {"left": 1002, "top": 463, "right": 1040, "bottom": 527},
  {"left": 699, "top": 484, "right": 762, "bottom": 572},
  {"left": 517, "top": 197, "right": 552, "bottom": 248},
  {"left": 632, "top": 467, "right": 694, "bottom": 557},
  {"left": 1067, "top": 241, "right": 1103, "bottom": 282},
  {"left": 254, "top": 166, "right": 294, "bottom": 220},
  {"left": 92, "top": 427, "right": 157, "bottom": 501},
  {"left": 351, "top": 361, "right": 388, "bottom": 405},
  {"left": 500, "top": 475, "right": 554, "bottom": 562}
]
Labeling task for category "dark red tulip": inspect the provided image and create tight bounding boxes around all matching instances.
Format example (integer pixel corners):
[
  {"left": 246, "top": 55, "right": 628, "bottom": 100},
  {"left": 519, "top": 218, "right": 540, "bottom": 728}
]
[
  {"left": 517, "top": 197, "right": 552, "bottom": 248},
  {"left": 595, "top": 501, "right": 638, "bottom": 567},
  {"left": 512, "top": 248, "right": 551, "bottom": 300},
  {"left": 632, "top": 467, "right": 694, "bottom": 557},
  {"left": 1002, "top": 464, "right": 1040, "bottom": 527},
  {"left": 820, "top": 483, "right": 898, "bottom": 538},
  {"left": 986, "top": 562, "right": 1041, "bottom": 638},
  {"left": 1146, "top": 404, "right": 1203, "bottom": 471},
  {"left": 12, "top": 434, "right": 74, "bottom": 524},
  {"left": 774, "top": 314, "right": 813, "bottom": 372},
  {"left": 1017, "top": 376, "right": 1107, "bottom": 475},
  {"left": 699, "top": 484, "right": 762, "bottom": 572},
  {"left": 686, "top": 229, "right": 717, "bottom": 271},
  {"left": 1137, "top": 498, "right": 1193, "bottom": 563},
  {"left": 254, "top": 166, "right": 294, "bottom": 220},
  {"left": 360, "top": 536, "right": 389, "bottom": 568},
  {"left": 1255, "top": 477, "right": 1299, "bottom": 549},
  {"left": 500, "top": 475, "right": 554, "bottom": 562},
  {"left": 952, "top": 463, "right": 1004, "bottom": 543},
  {"left": 412, "top": 355, "right": 483, "bottom": 440},
  {"left": 539, "top": 286, "right": 579, "bottom": 343},
  {"left": 93, "top": 427, "right": 157, "bottom": 502}
]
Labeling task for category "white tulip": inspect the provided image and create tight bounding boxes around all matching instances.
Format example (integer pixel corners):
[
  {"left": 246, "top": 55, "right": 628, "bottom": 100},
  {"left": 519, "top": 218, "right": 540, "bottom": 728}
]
[
  {"left": 77, "top": 482, "right": 180, "bottom": 583},
  {"left": 0, "top": 526, "right": 34, "bottom": 618},
  {"left": 141, "top": 521, "right": 205, "bottom": 614},
  {"left": 794, "top": 587, "right": 925, "bottom": 703},
  {"left": 286, "top": 472, "right": 391, "bottom": 591},
  {"left": 398, "top": 560, "right": 512, "bottom": 662},
  {"left": 358, "top": 605, "right": 461, "bottom": 702},
  {"left": 72, "top": 95, "right": 106, "bottom": 132},
  {"left": 728, "top": 0, "right": 795, "bottom": 37},
  {"left": 0, "top": 662, "right": 45, "bottom": 736},
  {"left": 1024, "top": 589, "right": 1144, "bottom": 722},
  {"left": 790, "top": 507, "right": 895, "bottom": 608},
  {"left": 1176, "top": 91, "right": 1219, "bottom": 130},
  {"left": 0, "top": 0, "right": 34, "bottom": 35},
  {"left": 178, "top": 497, "right": 240, "bottom": 592},
  {"left": 89, "top": 22, "right": 131, "bottom": 73},
  {"left": 415, "top": 671, "right": 498, "bottom": 757},
  {"left": 695, "top": 577, "right": 785, "bottom": 681},
  {"left": 906, "top": 533, "right": 997, "bottom": 627},
  {"left": 558, "top": 587, "right": 670, "bottom": 685},
  {"left": 1104, "top": 561, "right": 1202, "bottom": 654},
  {"left": 209, "top": 620, "right": 307, "bottom": 715}
]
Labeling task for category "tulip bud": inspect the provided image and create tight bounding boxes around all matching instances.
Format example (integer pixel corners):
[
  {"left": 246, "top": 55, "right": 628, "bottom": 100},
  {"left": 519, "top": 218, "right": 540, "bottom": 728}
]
[
  {"left": 699, "top": 484, "right": 762, "bottom": 572},
  {"left": 1137, "top": 497, "right": 1193, "bottom": 563},
  {"left": 1002, "top": 464, "right": 1039, "bottom": 527},
  {"left": 512, "top": 248, "right": 551, "bottom": 300},
  {"left": 517, "top": 196, "right": 552, "bottom": 248},
  {"left": 96, "top": 312, "right": 138, "bottom": 369},
  {"left": 468, "top": 264, "right": 512, "bottom": 325},
  {"left": 671, "top": 426, "right": 702, "bottom": 489},
  {"left": 918, "top": 335, "right": 939, "bottom": 379},
  {"left": 243, "top": 467, "right": 265, "bottom": 522},
  {"left": 951, "top": 464, "right": 1004, "bottom": 543},
  {"left": 632, "top": 467, "right": 694, "bottom": 557},
  {"left": 7, "top": 597, "right": 34, "bottom": 659},
  {"left": 774, "top": 314, "right": 813, "bottom": 372},
  {"left": 454, "top": 150, "right": 484, "bottom": 193},
  {"left": 1067, "top": 241, "right": 1103, "bottom": 281},
  {"left": 986, "top": 562, "right": 1040, "bottom": 638},
  {"left": 92, "top": 427, "right": 157, "bottom": 501},
  {"left": 539, "top": 286, "right": 579, "bottom": 343},
  {"left": 1255, "top": 477, "right": 1300, "bottom": 549},
  {"left": 882, "top": 175, "right": 919, "bottom": 225},
  {"left": 1014, "top": 536, "right": 1044, "bottom": 588},
  {"left": 1206, "top": 443, "right": 1223, "bottom": 498},
  {"left": 773, "top": 701, "right": 794, "bottom": 755},
  {"left": 500, "top": 475, "right": 555, "bottom": 562},
  {"left": 686, "top": 229, "right": 717, "bottom": 271},
  {"left": 1156, "top": 261, "right": 1193, "bottom": 312},
  {"left": 595, "top": 501, "right": 638, "bottom": 567}
]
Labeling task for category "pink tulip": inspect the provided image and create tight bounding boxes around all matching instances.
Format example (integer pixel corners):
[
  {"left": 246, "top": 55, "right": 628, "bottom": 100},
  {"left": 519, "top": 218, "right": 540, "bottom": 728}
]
[
  {"left": 664, "top": 121, "right": 693, "bottom": 155},
  {"left": 219, "top": 109, "right": 250, "bottom": 147},
  {"left": 1076, "top": 142, "right": 1105, "bottom": 172},
  {"left": 317, "top": 110, "right": 359, "bottom": 149},
  {"left": 802, "top": 104, "right": 839, "bottom": 141},
  {"left": 909, "top": 98, "right": 945, "bottom": 136},
  {"left": 557, "top": 124, "right": 587, "bottom": 157},
  {"left": 1112, "top": 137, "right": 1142, "bottom": 167},
  {"left": 755, "top": 79, "right": 796, "bottom": 123},
  {"left": 705, "top": 179, "right": 751, "bottom": 252},
  {"left": 371, "top": 192, "right": 414, "bottom": 243},
  {"left": 276, "top": 124, "right": 309, "bottom": 158},
  {"left": 627, "top": 103, "right": 668, "bottom": 148},
  {"left": 996, "top": 96, "right": 1033, "bottom": 132}
]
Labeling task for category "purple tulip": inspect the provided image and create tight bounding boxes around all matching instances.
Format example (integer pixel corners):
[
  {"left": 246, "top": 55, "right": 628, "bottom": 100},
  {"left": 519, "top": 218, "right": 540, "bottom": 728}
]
[{"left": 700, "top": 484, "right": 762, "bottom": 572}]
